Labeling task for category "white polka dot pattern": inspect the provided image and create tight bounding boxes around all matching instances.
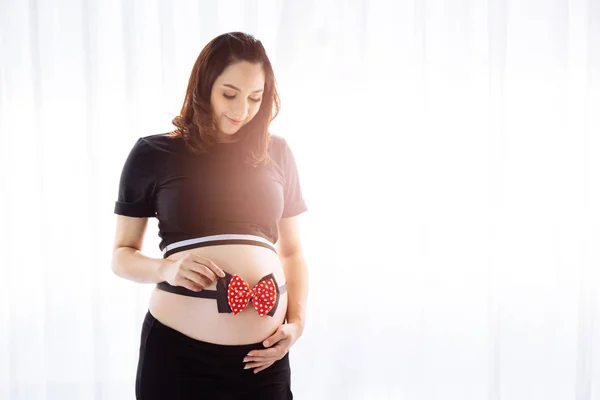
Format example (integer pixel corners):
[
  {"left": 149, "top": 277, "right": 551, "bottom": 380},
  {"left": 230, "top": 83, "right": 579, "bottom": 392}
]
[{"left": 227, "top": 274, "right": 278, "bottom": 316}]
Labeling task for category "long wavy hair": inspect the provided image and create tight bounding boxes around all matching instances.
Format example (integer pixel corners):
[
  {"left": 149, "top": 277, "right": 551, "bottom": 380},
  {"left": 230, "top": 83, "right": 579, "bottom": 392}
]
[{"left": 169, "top": 32, "right": 280, "bottom": 166}]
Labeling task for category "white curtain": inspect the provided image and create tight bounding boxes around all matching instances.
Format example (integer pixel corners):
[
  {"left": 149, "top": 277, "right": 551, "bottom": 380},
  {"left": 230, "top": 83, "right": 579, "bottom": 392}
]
[{"left": 1, "top": 0, "right": 600, "bottom": 399}]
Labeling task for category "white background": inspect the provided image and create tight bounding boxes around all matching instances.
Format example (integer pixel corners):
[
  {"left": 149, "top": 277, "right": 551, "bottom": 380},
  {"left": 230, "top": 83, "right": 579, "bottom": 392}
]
[{"left": 1, "top": 0, "right": 600, "bottom": 399}]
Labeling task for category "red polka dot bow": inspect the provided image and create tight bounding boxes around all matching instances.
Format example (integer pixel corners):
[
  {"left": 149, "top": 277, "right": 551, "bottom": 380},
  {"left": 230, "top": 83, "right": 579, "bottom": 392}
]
[{"left": 227, "top": 274, "right": 278, "bottom": 316}]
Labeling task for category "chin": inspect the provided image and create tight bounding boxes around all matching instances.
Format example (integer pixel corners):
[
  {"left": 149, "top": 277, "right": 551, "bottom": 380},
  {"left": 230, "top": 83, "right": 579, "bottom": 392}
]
[
  {"left": 216, "top": 125, "right": 242, "bottom": 136},
  {"left": 221, "top": 128, "right": 240, "bottom": 135}
]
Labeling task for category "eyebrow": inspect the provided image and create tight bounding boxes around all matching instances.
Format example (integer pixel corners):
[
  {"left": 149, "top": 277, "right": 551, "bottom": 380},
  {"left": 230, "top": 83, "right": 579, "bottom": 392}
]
[{"left": 222, "top": 84, "right": 264, "bottom": 93}]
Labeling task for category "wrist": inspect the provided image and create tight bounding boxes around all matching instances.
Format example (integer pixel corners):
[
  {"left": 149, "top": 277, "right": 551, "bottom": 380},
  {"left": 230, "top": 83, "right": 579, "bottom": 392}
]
[
  {"left": 287, "top": 319, "right": 305, "bottom": 337},
  {"left": 157, "top": 258, "right": 172, "bottom": 282}
]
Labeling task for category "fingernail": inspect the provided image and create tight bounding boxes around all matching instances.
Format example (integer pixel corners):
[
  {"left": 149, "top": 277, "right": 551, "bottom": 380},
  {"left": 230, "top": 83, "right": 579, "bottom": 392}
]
[{"left": 244, "top": 365, "right": 250, "bottom": 369}]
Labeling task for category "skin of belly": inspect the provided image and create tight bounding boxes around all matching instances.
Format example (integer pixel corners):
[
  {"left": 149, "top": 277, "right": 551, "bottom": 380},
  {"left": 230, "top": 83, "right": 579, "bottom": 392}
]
[{"left": 148, "top": 244, "right": 288, "bottom": 345}]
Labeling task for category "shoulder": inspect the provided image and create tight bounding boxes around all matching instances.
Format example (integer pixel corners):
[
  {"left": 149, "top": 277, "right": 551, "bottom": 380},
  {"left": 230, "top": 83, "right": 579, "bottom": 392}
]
[
  {"left": 140, "top": 132, "right": 186, "bottom": 156},
  {"left": 268, "top": 133, "right": 291, "bottom": 159},
  {"left": 269, "top": 133, "right": 286, "bottom": 145},
  {"left": 121, "top": 133, "right": 184, "bottom": 172}
]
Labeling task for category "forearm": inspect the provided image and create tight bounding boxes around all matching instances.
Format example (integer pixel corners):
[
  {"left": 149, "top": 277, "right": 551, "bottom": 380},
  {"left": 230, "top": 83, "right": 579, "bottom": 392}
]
[
  {"left": 281, "top": 252, "right": 309, "bottom": 334},
  {"left": 111, "top": 246, "right": 169, "bottom": 284}
]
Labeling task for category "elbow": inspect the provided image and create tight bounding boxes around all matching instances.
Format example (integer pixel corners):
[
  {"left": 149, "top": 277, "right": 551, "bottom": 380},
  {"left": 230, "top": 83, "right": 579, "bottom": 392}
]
[
  {"left": 111, "top": 247, "right": 126, "bottom": 277},
  {"left": 279, "top": 250, "right": 305, "bottom": 263},
  {"left": 111, "top": 257, "right": 121, "bottom": 277}
]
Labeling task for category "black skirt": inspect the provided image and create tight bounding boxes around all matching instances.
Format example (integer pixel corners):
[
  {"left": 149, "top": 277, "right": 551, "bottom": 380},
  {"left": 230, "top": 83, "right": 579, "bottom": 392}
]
[{"left": 135, "top": 310, "right": 293, "bottom": 400}]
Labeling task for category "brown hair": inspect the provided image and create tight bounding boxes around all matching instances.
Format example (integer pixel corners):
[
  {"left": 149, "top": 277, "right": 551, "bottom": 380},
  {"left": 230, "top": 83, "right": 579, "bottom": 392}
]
[{"left": 169, "top": 32, "right": 280, "bottom": 166}]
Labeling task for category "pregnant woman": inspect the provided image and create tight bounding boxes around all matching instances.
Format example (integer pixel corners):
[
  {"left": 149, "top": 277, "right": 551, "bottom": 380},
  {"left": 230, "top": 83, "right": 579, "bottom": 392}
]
[{"left": 111, "top": 31, "right": 309, "bottom": 399}]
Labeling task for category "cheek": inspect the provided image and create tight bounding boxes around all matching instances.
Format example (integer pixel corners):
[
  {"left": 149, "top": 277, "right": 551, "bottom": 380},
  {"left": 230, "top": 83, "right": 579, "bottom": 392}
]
[
  {"left": 212, "top": 108, "right": 227, "bottom": 129},
  {"left": 210, "top": 97, "right": 225, "bottom": 114},
  {"left": 248, "top": 103, "right": 262, "bottom": 119}
]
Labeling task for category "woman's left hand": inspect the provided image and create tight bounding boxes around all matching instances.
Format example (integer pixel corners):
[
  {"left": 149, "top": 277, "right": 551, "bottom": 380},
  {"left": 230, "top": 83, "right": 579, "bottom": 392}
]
[{"left": 243, "top": 322, "right": 302, "bottom": 374}]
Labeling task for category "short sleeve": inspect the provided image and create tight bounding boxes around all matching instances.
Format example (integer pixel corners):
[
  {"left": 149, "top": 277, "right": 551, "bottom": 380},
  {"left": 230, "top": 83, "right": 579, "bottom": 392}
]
[
  {"left": 114, "top": 137, "right": 157, "bottom": 218},
  {"left": 280, "top": 138, "right": 308, "bottom": 218}
]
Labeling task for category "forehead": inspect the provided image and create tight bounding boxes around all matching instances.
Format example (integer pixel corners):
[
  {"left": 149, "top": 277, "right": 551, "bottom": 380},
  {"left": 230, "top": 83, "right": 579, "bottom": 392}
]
[{"left": 215, "top": 61, "right": 265, "bottom": 90}]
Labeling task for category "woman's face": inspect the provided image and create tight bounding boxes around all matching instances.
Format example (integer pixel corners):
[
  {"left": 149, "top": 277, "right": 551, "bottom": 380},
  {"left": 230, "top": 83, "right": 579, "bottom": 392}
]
[{"left": 210, "top": 61, "right": 265, "bottom": 137}]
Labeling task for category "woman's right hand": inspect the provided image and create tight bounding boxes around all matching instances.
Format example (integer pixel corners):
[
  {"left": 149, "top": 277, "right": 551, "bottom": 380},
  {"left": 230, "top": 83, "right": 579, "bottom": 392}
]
[{"left": 159, "top": 254, "right": 226, "bottom": 291}]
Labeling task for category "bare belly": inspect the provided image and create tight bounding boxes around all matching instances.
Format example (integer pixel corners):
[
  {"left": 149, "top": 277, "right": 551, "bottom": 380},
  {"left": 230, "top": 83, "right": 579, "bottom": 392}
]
[{"left": 148, "top": 243, "right": 288, "bottom": 345}]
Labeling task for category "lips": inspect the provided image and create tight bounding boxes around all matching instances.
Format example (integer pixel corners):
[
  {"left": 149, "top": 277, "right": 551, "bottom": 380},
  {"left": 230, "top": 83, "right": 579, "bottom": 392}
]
[{"left": 225, "top": 116, "right": 243, "bottom": 124}]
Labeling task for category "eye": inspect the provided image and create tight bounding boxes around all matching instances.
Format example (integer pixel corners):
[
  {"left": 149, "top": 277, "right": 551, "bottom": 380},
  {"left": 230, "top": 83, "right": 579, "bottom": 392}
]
[{"left": 222, "top": 93, "right": 262, "bottom": 103}]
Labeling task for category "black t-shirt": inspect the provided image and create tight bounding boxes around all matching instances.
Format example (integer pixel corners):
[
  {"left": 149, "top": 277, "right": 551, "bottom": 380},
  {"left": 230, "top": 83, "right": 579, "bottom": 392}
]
[{"left": 114, "top": 133, "right": 307, "bottom": 257}]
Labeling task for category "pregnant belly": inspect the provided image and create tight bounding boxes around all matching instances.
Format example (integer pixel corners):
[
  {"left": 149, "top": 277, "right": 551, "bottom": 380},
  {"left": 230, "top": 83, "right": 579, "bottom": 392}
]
[{"left": 148, "top": 243, "right": 288, "bottom": 345}]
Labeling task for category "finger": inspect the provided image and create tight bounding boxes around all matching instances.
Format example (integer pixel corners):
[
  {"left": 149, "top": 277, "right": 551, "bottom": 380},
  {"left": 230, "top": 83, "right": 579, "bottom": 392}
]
[
  {"left": 189, "top": 263, "right": 217, "bottom": 283},
  {"left": 244, "top": 361, "right": 270, "bottom": 369},
  {"left": 243, "top": 354, "right": 275, "bottom": 362},
  {"left": 245, "top": 361, "right": 273, "bottom": 371},
  {"left": 184, "top": 270, "right": 212, "bottom": 288},
  {"left": 263, "top": 328, "right": 288, "bottom": 348},
  {"left": 246, "top": 345, "right": 285, "bottom": 359},
  {"left": 254, "top": 362, "right": 275, "bottom": 374},
  {"left": 192, "top": 255, "right": 226, "bottom": 278},
  {"left": 181, "top": 277, "right": 204, "bottom": 292}
]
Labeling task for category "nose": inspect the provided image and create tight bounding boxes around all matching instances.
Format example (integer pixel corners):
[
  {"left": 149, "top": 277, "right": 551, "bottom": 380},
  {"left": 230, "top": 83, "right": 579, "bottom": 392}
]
[{"left": 230, "top": 99, "right": 249, "bottom": 120}]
